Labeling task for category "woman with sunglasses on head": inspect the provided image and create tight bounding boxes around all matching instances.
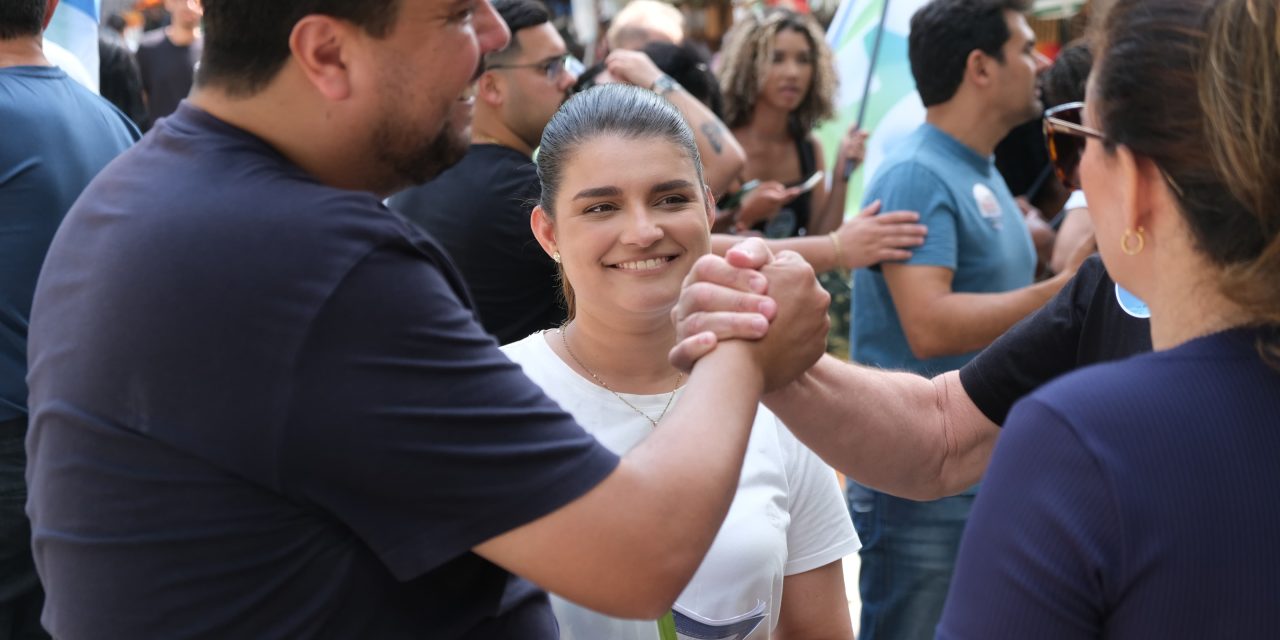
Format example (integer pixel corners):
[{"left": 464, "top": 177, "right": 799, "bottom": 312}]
[
  {"left": 1038, "top": 39, "right": 1097, "bottom": 275},
  {"left": 938, "top": 0, "right": 1280, "bottom": 636},
  {"left": 503, "top": 84, "right": 859, "bottom": 640}
]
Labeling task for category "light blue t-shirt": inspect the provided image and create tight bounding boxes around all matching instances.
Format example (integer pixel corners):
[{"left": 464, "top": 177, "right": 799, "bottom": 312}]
[
  {"left": 0, "top": 66, "right": 139, "bottom": 423},
  {"left": 851, "top": 123, "right": 1035, "bottom": 377}
]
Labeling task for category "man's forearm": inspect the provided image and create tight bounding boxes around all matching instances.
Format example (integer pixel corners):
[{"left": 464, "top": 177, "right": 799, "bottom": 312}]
[
  {"left": 907, "top": 270, "right": 1072, "bottom": 359},
  {"left": 762, "top": 355, "right": 999, "bottom": 500},
  {"left": 710, "top": 234, "right": 840, "bottom": 273}
]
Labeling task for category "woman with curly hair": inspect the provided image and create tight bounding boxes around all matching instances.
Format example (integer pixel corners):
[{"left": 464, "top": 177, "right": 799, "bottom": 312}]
[{"left": 716, "top": 8, "right": 868, "bottom": 239}]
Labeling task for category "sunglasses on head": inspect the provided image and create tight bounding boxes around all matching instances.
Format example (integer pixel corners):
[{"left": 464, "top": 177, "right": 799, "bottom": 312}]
[
  {"left": 1043, "top": 102, "right": 1185, "bottom": 196},
  {"left": 1042, "top": 102, "right": 1099, "bottom": 191}
]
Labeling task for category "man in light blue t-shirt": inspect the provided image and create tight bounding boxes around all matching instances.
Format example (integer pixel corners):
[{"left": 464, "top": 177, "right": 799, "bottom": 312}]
[
  {"left": 846, "top": 2, "right": 1080, "bottom": 640},
  {"left": 854, "top": 125, "right": 1039, "bottom": 375},
  {"left": 1, "top": 0, "right": 140, "bottom": 636}
]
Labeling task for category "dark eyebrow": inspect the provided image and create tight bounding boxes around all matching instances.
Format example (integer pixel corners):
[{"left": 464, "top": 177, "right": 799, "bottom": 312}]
[
  {"left": 572, "top": 180, "right": 696, "bottom": 201},
  {"left": 651, "top": 180, "right": 696, "bottom": 194},
  {"left": 572, "top": 186, "right": 622, "bottom": 200}
]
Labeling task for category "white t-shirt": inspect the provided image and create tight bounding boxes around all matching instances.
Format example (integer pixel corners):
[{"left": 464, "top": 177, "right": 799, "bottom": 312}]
[
  {"left": 502, "top": 332, "right": 860, "bottom": 640},
  {"left": 1064, "top": 189, "right": 1088, "bottom": 211}
]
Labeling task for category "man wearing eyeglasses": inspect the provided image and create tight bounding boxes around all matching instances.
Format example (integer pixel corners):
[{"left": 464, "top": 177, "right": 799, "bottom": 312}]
[{"left": 388, "top": 0, "right": 578, "bottom": 345}]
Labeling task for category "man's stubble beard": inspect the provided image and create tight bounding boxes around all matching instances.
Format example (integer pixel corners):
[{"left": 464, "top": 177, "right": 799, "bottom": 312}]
[{"left": 371, "top": 107, "right": 470, "bottom": 193}]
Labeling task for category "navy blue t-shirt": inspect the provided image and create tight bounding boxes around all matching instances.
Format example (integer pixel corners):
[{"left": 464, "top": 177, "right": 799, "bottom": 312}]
[
  {"left": 26, "top": 103, "right": 619, "bottom": 638},
  {"left": 388, "top": 144, "right": 565, "bottom": 345},
  {"left": 939, "top": 327, "right": 1280, "bottom": 638},
  {"left": 0, "top": 65, "right": 138, "bottom": 424}
]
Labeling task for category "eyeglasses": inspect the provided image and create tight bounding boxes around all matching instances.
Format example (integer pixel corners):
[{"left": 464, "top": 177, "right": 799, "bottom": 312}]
[
  {"left": 1043, "top": 101, "right": 1184, "bottom": 197},
  {"left": 487, "top": 53, "right": 585, "bottom": 83}
]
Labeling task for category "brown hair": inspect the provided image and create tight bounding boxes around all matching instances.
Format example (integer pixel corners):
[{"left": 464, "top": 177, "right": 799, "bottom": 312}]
[
  {"left": 717, "top": 9, "right": 835, "bottom": 134},
  {"left": 537, "top": 85, "right": 705, "bottom": 320},
  {"left": 1096, "top": 0, "right": 1280, "bottom": 358},
  {"left": 1201, "top": 0, "right": 1280, "bottom": 358},
  {"left": 1041, "top": 38, "right": 1092, "bottom": 107}
]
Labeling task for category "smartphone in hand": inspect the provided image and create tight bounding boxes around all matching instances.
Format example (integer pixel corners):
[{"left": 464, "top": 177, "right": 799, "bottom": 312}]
[{"left": 790, "top": 171, "right": 824, "bottom": 194}]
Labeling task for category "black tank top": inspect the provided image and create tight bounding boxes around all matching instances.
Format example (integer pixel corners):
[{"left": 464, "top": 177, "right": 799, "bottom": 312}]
[{"left": 757, "top": 134, "right": 816, "bottom": 238}]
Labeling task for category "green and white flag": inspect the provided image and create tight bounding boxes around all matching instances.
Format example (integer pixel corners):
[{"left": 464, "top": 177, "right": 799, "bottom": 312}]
[
  {"left": 816, "top": 0, "right": 930, "bottom": 219},
  {"left": 818, "top": 0, "right": 1085, "bottom": 218}
]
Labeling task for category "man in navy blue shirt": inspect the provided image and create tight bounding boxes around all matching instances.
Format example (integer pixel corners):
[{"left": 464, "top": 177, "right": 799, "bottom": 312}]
[
  {"left": 24, "top": 1, "right": 831, "bottom": 637},
  {"left": 0, "top": 1, "right": 139, "bottom": 636}
]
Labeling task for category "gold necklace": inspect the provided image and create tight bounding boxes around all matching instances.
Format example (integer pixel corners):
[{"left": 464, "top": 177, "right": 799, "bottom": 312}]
[{"left": 558, "top": 326, "right": 683, "bottom": 428}]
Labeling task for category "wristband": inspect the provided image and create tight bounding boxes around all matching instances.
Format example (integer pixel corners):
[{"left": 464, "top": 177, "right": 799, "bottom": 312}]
[
  {"left": 650, "top": 74, "right": 680, "bottom": 97},
  {"left": 828, "top": 231, "right": 844, "bottom": 269}
]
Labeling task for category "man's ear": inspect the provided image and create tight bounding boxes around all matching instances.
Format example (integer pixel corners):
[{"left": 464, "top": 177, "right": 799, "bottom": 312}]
[
  {"left": 964, "top": 48, "right": 994, "bottom": 90},
  {"left": 478, "top": 71, "right": 505, "bottom": 107},
  {"left": 289, "top": 15, "right": 354, "bottom": 101},
  {"left": 530, "top": 205, "right": 558, "bottom": 258}
]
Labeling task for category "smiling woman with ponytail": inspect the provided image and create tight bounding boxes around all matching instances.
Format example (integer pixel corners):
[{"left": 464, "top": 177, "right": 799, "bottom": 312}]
[{"left": 935, "top": 0, "right": 1280, "bottom": 637}]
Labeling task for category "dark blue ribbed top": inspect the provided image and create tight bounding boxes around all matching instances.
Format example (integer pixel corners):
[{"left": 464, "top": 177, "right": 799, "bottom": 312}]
[{"left": 939, "top": 327, "right": 1280, "bottom": 639}]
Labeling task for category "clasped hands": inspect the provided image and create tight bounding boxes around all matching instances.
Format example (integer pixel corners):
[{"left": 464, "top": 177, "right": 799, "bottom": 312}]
[{"left": 668, "top": 239, "right": 831, "bottom": 391}]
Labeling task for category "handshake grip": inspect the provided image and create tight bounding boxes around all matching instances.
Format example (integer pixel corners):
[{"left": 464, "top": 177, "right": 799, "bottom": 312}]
[
  {"left": 669, "top": 245, "right": 830, "bottom": 390},
  {"left": 753, "top": 252, "right": 831, "bottom": 391}
]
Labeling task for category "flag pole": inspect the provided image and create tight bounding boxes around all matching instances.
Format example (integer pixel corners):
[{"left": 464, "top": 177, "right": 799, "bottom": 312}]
[{"left": 844, "top": 0, "right": 893, "bottom": 179}]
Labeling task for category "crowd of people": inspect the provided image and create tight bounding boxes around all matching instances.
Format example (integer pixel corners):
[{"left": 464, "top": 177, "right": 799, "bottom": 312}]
[
  {"left": 2, "top": 0, "right": 1277, "bottom": 638},
  {"left": 91, "top": 0, "right": 205, "bottom": 131}
]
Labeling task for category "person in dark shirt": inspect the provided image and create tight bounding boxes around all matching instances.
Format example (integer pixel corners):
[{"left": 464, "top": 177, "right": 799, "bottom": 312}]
[
  {"left": 24, "top": 1, "right": 832, "bottom": 637},
  {"left": 665, "top": 0, "right": 1273, "bottom": 629},
  {"left": 135, "top": 0, "right": 201, "bottom": 128},
  {"left": 388, "top": 0, "right": 578, "bottom": 345},
  {"left": 98, "top": 29, "right": 147, "bottom": 126},
  {"left": 674, "top": 0, "right": 1277, "bottom": 631},
  {"left": 938, "top": 0, "right": 1280, "bottom": 635},
  {"left": 1, "top": 1, "right": 139, "bottom": 637}
]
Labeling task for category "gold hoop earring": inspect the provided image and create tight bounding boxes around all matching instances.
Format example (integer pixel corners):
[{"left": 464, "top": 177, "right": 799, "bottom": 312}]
[
  {"left": 551, "top": 251, "right": 561, "bottom": 264},
  {"left": 1121, "top": 227, "right": 1145, "bottom": 255}
]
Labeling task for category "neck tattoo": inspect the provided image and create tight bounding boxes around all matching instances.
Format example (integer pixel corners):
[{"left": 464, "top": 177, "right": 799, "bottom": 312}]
[{"left": 558, "top": 325, "right": 683, "bottom": 428}]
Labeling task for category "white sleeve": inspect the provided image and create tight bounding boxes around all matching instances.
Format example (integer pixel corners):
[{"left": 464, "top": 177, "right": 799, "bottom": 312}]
[
  {"left": 1064, "top": 189, "right": 1088, "bottom": 211},
  {"left": 778, "top": 416, "right": 861, "bottom": 576}
]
